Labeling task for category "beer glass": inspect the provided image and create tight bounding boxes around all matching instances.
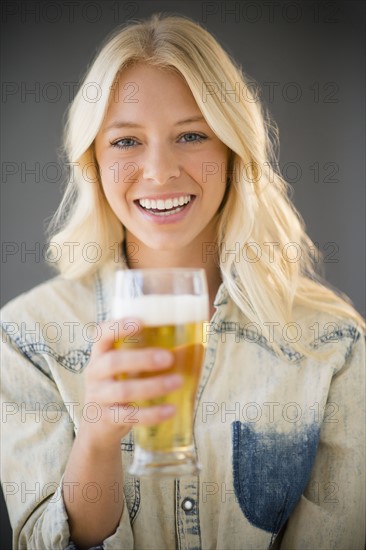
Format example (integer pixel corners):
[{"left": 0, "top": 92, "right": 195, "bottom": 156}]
[{"left": 112, "top": 268, "right": 209, "bottom": 477}]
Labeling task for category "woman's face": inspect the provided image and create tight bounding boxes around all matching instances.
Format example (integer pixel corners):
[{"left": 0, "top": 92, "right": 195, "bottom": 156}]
[{"left": 95, "top": 64, "right": 229, "bottom": 252}]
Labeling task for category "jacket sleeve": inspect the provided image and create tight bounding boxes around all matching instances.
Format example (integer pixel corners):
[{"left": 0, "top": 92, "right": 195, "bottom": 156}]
[
  {"left": 280, "top": 329, "right": 365, "bottom": 549},
  {"left": 1, "top": 326, "right": 134, "bottom": 550}
]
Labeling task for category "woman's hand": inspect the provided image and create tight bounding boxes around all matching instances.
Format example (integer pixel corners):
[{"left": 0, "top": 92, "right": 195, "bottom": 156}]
[
  {"left": 80, "top": 318, "right": 182, "bottom": 448},
  {"left": 64, "top": 318, "right": 179, "bottom": 546}
]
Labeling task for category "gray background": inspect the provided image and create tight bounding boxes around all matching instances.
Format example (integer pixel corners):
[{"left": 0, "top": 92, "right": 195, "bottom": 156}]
[{"left": 1, "top": 1, "right": 365, "bottom": 547}]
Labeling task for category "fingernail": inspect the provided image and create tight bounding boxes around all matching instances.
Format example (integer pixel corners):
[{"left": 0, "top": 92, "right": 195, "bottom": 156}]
[
  {"left": 163, "top": 374, "right": 182, "bottom": 390},
  {"left": 161, "top": 404, "right": 176, "bottom": 417},
  {"left": 153, "top": 350, "right": 173, "bottom": 366}
]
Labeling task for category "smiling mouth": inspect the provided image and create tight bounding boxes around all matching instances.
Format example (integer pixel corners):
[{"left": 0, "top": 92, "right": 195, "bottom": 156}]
[{"left": 135, "top": 194, "right": 195, "bottom": 216}]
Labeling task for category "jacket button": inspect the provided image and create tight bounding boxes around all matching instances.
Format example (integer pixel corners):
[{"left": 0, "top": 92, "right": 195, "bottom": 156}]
[{"left": 181, "top": 498, "right": 194, "bottom": 511}]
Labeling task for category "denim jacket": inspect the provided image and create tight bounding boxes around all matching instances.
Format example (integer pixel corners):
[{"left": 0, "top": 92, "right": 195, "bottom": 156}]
[{"left": 1, "top": 258, "right": 365, "bottom": 549}]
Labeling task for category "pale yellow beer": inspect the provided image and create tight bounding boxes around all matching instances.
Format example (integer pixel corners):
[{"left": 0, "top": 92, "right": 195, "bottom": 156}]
[{"left": 115, "top": 321, "right": 205, "bottom": 452}]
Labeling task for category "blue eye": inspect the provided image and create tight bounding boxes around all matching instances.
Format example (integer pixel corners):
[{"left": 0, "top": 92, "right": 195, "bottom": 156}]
[
  {"left": 180, "top": 133, "right": 207, "bottom": 144},
  {"left": 111, "top": 138, "right": 139, "bottom": 149}
]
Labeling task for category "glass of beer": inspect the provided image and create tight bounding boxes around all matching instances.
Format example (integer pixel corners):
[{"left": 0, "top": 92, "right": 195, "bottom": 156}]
[{"left": 112, "top": 268, "right": 209, "bottom": 477}]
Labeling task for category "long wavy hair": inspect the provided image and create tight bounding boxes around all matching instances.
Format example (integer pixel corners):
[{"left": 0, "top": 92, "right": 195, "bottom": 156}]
[{"left": 47, "top": 13, "right": 364, "bottom": 357}]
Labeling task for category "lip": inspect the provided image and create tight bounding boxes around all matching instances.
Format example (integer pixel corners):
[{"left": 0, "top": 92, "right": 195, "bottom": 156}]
[{"left": 134, "top": 195, "right": 196, "bottom": 225}]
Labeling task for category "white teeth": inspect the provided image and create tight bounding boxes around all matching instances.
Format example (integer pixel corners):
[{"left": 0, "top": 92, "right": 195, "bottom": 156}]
[
  {"left": 149, "top": 206, "right": 184, "bottom": 216},
  {"left": 138, "top": 195, "right": 192, "bottom": 211}
]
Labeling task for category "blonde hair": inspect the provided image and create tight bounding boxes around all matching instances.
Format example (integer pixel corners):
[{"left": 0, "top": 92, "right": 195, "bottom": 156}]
[{"left": 48, "top": 13, "right": 364, "bottom": 357}]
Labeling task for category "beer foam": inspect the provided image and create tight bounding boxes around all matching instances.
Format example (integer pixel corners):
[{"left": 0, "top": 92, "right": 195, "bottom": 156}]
[{"left": 113, "top": 294, "right": 208, "bottom": 325}]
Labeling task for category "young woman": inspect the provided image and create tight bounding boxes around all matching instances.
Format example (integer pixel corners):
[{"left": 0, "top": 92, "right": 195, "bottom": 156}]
[{"left": 1, "top": 13, "right": 365, "bottom": 550}]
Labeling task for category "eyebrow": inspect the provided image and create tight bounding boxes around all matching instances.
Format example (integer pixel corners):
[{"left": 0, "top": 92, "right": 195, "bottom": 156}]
[{"left": 104, "top": 115, "right": 206, "bottom": 132}]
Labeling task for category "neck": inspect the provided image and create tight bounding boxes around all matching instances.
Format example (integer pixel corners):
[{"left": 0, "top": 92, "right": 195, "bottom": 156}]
[{"left": 123, "top": 230, "right": 222, "bottom": 317}]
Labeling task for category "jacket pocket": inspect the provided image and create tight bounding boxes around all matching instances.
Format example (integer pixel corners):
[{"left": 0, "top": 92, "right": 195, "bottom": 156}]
[{"left": 231, "top": 421, "right": 320, "bottom": 534}]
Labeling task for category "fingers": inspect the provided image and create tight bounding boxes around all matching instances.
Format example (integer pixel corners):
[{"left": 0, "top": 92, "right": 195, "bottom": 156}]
[
  {"left": 94, "top": 373, "right": 183, "bottom": 405},
  {"left": 84, "top": 317, "right": 181, "bottom": 429},
  {"left": 95, "top": 347, "right": 173, "bottom": 380}
]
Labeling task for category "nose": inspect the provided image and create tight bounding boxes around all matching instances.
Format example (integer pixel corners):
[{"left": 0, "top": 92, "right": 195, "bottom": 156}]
[{"left": 142, "top": 142, "right": 181, "bottom": 184}]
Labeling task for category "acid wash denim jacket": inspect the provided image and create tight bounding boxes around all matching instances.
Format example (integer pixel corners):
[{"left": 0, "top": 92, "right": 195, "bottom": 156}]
[{"left": 1, "top": 257, "right": 365, "bottom": 550}]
